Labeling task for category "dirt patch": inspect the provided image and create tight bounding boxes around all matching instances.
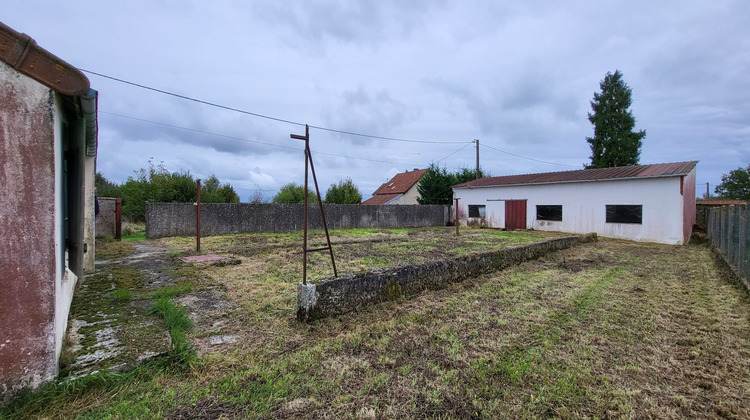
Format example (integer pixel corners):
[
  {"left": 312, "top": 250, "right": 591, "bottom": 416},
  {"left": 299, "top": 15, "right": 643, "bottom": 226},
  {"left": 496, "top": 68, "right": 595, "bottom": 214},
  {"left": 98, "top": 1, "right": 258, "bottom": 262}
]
[{"left": 165, "top": 396, "right": 240, "bottom": 420}]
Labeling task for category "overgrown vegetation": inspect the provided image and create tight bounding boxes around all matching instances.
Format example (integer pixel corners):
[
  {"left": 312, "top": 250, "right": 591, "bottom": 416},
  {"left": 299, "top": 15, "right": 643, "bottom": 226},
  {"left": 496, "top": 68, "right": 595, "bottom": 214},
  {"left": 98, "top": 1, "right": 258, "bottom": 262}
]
[
  {"left": 4, "top": 230, "right": 750, "bottom": 419},
  {"left": 148, "top": 297, "right": 196, "bottom": 366},
  {"left": 96, "top": 160, "right": 239, "bottom": 222},
  {"left": 272, "top": 183, "right": 318, "bottom": 204},
  {"left": 324, "top": 177, "right": 362, "bottom": 204}
]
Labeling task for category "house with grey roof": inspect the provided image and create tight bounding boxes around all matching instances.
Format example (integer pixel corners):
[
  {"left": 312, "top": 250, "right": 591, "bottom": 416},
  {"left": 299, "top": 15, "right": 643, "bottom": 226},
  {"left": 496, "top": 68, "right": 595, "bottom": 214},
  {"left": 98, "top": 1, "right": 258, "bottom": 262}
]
[{"left": 452, "top": 161, "right": 697, "bottom": 244}]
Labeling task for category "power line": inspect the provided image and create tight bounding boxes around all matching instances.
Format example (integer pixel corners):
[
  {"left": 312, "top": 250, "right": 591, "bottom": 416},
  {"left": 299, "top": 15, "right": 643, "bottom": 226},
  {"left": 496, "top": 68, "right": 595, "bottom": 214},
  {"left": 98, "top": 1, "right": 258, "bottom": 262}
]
[
  {"left": 434, "top": 142, "right": 473, "bottom": 164},
  {"left": 482, "top": 143, "right": 578, "bottom": 167},
  {"left": 100, "top": 111, "right": 419, "bottom": 167},
  {"left": 82, "top": 69, "right": 466, "bottom": 144}
]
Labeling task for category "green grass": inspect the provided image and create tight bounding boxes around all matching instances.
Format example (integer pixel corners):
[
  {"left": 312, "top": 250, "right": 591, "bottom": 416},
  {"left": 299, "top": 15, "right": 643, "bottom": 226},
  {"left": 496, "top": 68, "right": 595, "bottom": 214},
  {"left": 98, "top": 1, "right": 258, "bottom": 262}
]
[
  {"left": 122, "top": 231, "right": 146, "bottom": 242},
  {"left": 109, "top": 288, "right": 133, "bottom": 303},
  {"left": 149, "top": 284, "right": 194, "bottom": 299},
  {"left": 147, "top": 297, "right": 195, "bottom": 365}
]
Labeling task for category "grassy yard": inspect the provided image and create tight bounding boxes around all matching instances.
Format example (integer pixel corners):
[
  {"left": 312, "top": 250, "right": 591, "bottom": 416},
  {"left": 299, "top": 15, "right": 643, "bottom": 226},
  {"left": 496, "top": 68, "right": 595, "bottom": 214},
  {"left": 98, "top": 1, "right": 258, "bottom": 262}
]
[{"left": 3, "top": 228, "right": 750, "bottom": 419}]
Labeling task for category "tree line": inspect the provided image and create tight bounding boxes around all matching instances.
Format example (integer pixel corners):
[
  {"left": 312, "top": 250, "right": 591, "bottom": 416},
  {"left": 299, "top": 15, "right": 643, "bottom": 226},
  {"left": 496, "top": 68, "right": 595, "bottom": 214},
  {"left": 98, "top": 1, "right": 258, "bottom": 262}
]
[{"left": 96, "top": 161, "right": 239, "bottom": 221}]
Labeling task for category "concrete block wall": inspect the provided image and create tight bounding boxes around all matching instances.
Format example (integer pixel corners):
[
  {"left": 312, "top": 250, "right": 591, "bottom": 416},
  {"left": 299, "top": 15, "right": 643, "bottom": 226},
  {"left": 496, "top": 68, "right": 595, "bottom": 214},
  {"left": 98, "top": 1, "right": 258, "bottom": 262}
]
[
  {"left": 145, "top": 203, "right": 449, "bottom": 239},
  {"left": 95, "top": 197, "right": 117, "bottom": 238},
  {"left": 298, "top": 234, "right": 598, "bottom": 322}
]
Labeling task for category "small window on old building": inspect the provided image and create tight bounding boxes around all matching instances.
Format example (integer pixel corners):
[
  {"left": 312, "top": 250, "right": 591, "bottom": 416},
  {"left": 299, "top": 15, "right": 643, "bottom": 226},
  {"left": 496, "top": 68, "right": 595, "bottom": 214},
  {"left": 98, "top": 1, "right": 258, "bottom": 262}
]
[
  {"left": 536, "top": 205, "right": 562, "bottom": 221},
  {"left": 468, "top": 205, "right": 486, "bottom": 218},
  {"left": 606, "top": 205, "right": 642, "bottom": 224}
]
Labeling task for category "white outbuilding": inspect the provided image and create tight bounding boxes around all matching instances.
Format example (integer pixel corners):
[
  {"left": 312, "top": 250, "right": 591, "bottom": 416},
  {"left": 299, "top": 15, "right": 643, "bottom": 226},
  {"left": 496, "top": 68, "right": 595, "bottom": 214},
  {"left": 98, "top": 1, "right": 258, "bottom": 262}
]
[{"left": 452, "top": 161, "right": 697, "bottom": 245}]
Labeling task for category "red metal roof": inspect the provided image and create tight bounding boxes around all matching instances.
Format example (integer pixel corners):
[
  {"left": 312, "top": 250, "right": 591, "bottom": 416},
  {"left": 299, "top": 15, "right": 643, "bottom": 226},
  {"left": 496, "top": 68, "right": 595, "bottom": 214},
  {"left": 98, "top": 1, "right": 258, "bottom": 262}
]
[
  {"left": 362, "top": 193, "right": 401, "bottom": 205},
  {"left": 371, "top": 169, "right": 427, "bottom": 195},
  {"left": 696, "top": 199, "right": 748, "bottom": 206},
  {"left": 454, "top": 161, "right": 698, "bottom": 189}
]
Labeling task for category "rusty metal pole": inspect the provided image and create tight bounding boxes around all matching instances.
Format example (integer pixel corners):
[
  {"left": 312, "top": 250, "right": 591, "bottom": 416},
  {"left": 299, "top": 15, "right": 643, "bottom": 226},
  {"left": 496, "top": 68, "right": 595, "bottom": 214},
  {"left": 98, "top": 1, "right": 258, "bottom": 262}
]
[
  {"left": 475, "top": 139, "right": 480, "bottom": 179},
  {"left": 303, "top": 127, "right": 309, "bottom": 284},
  {"left": 455, "top": 198, "right": 460, "bottom": 236},
  {"left": 307, "top": 139, "right": 338, "bottom": 277},
  {"left": 292, "top": 124, "right": 338, "bottom": 284},
  {"left": 196, "top": 179, "right": 201, "bottom": 252},
  {"left": 115, "top": 198, "right": 122, "bottom": 241}
]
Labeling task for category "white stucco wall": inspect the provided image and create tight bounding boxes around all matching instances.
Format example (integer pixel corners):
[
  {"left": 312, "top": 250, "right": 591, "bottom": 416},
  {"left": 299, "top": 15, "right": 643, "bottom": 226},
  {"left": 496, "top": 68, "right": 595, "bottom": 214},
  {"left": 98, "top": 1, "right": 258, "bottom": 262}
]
[{"left": 454, "top": 175, "right": 690, "bottom": 244}]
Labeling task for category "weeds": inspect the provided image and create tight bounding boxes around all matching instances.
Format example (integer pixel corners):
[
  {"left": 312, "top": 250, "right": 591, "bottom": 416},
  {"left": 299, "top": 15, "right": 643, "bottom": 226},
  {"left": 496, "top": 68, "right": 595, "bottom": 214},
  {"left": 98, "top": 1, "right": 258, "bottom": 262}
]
[{"left": 148, "top": 297, "right": 196, "bottom": 366}]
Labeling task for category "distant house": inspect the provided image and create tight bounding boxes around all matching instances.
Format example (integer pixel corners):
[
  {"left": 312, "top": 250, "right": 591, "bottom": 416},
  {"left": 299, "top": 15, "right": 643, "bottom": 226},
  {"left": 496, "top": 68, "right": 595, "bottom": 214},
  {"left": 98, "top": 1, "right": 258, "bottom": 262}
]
[
  {"left": 452, "top": 162, "right": 697, "bottom": 245},
  {"left": 0, "top": 22, "right": 98, "bottom": 396},
  {"left": 362, "top": 169, "right": 427, "bottom": 205}
]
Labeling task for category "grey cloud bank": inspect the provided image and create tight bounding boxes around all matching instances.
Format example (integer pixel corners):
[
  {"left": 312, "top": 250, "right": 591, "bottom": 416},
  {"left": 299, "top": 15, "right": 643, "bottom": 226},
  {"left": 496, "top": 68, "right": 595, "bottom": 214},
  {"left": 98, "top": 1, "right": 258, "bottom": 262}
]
[{"left": 4, "top": 0, "right": 748, "bottom": 201}]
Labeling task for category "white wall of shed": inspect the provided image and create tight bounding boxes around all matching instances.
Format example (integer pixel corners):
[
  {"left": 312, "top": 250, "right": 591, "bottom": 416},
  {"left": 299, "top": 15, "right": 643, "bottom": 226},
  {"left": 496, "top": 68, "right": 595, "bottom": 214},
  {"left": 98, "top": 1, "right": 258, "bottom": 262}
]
[{"left": 454, "top": 176, "right": 686, "bottom": 244}]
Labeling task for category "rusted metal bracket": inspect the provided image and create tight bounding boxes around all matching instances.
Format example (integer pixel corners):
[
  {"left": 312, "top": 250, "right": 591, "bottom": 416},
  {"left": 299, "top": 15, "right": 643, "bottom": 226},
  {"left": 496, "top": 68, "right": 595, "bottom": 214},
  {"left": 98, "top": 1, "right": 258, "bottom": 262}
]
[{"left": 291, "top": 124, "right": 338, "bottom": 285}]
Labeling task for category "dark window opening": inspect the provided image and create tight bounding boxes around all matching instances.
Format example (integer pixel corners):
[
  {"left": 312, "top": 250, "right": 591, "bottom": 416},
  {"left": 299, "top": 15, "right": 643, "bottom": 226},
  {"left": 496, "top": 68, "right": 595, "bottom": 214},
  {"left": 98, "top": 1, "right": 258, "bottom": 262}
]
[
  {"left": 536, "top": 205, "right": 562, "bottom": 221},
  {"left": 468, "top": 205, "right": 486, "bottom": 218},
  {"left": 606, "top": 205, "right": 642, "bottom": 224}
]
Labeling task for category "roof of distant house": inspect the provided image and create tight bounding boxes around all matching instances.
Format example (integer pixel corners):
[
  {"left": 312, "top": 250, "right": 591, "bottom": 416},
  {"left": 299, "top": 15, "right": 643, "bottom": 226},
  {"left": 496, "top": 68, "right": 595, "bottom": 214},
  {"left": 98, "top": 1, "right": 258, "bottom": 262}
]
[
  {"left": 696, "top": 199, "right": 748, "bottom": 206},
  {"left": 453, "top": 161, "right": 698, "bottom": 189},
  {"left": 362, "top": 169, "right": 427, "bottom": 205},
  {"left": 361, "top": 193, "right": 402, "bottom": 205}
]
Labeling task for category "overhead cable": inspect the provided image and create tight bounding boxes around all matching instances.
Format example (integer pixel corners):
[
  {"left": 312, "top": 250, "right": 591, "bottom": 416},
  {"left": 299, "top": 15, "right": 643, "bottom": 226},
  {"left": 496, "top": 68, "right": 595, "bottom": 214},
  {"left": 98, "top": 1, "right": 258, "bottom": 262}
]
[
  {"left": 82, "top": 69, "right": 465, "bottom": 144},
  {"left": 482, "top": 143, "right": 578, "bottom": 167},
  {"left": 100, "top": 111, "right": 418, "bottom": 167}
]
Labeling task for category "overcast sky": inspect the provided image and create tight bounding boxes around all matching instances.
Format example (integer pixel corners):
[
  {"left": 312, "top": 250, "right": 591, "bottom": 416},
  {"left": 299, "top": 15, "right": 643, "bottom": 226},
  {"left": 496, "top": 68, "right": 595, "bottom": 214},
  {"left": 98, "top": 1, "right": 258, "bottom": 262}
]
[{"left": 5, "top": 1, "right": 749, "bottom": 200}]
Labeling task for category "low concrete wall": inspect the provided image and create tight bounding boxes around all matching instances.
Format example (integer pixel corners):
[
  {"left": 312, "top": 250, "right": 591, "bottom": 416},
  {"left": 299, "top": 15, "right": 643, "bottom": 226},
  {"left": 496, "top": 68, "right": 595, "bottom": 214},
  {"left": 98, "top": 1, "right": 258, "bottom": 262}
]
[
  {"left": 297, "top": 233, "right": 597, "bottom": 322},
  {"left": 95, "top": 197, "right": 117, "bottom": 238},
  {"left": 145, "top": 203, "right": 449, "bottom": 239}
]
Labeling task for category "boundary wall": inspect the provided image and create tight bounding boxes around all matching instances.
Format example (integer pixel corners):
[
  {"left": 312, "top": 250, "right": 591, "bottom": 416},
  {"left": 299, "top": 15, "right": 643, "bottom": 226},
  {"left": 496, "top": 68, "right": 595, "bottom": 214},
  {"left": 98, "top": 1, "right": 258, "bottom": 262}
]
[{"left": 146, "top": 203, "right": 449, "bottom": 239}]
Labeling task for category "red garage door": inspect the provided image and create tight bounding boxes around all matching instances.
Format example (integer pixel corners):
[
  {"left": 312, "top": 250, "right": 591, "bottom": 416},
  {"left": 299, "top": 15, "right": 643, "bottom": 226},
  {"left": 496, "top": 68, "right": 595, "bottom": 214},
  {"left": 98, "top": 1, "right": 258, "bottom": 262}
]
[{"left": 505, "top": 200, "right": 527, "bottom": 230}]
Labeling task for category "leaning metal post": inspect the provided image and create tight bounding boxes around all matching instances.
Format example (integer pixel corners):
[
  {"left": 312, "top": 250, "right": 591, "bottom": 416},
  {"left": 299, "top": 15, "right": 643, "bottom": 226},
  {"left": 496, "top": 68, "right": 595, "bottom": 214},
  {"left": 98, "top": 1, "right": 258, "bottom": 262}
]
[
  {"left": 307, "top": 138, "right": 338, "bottom": 278},
  {"left": 290, "top": 124, "right": 337, "bottom": 285}
]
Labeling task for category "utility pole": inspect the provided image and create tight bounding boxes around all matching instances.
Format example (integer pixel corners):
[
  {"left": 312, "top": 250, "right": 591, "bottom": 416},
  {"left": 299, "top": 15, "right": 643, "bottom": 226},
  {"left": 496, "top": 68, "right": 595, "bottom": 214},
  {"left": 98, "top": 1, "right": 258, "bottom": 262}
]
[
  {"left": 475, "top": 139, "right": 480, "bottom": 179},
  {"left": 706, "top": 182, "right": 709, "bottom": 199}
]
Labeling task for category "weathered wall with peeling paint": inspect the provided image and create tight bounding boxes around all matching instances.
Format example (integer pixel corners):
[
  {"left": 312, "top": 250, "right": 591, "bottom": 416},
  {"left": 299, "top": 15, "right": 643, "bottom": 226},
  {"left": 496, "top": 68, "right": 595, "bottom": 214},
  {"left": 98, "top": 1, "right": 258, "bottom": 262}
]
[{"left": 0, "top": 60, "right": 59, "bottom": 396}]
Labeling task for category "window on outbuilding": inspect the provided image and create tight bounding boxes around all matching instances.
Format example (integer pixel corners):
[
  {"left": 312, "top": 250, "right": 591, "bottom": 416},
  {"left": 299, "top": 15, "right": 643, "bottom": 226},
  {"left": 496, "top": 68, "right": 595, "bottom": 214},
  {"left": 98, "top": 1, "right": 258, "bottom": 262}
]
[
  {"left": 606, "top": 205, "right": 642, "bottom": 224},
  {"left": 536, "top": 205, "right": 562, "bottom": 221},
  {"left": 468, "top": 205, "right": 486, "bottom": 218}
]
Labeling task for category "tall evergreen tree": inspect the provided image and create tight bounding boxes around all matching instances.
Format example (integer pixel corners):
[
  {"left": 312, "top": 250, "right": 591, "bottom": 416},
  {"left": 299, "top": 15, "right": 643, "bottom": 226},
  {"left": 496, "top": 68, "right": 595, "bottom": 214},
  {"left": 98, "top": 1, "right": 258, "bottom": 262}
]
[
  {"left": 417, "top": 164, "right": 454, "bottom": 205},
  {"left": 586, "top": 70, "right": 646, "bottom": 168}
]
